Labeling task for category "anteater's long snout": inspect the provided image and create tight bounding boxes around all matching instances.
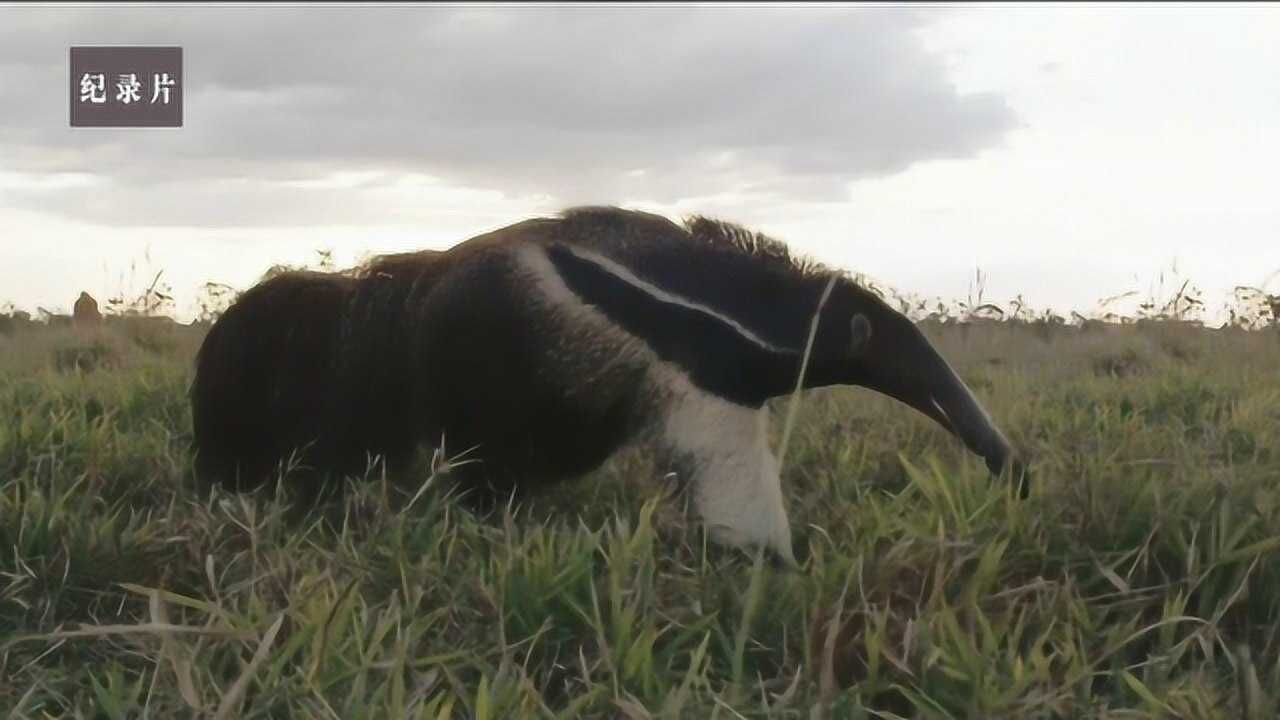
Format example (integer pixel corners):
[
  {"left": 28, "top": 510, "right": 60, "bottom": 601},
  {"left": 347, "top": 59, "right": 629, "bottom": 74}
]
[
  {"left": 919, "top": 343, "right": 1027, "bottom": 496},
  {"left": 851, "top": 313, "right": 1026, "bottom": 496}
]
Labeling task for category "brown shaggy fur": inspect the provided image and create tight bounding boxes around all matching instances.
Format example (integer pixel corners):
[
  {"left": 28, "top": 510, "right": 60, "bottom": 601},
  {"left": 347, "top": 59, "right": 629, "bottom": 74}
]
[{"left": 191, "top": 207, "right": 1018, "bottom": 500}]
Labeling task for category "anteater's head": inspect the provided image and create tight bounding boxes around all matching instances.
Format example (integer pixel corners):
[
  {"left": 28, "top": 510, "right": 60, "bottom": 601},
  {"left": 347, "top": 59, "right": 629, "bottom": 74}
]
[{"left": 807, "top": 279, "right": 1027, "bottom": 495}]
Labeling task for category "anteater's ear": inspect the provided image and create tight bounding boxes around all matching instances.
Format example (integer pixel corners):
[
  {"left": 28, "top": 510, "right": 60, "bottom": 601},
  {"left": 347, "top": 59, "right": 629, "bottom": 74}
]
[{"left": 849, "top": 313, "right": 872, "bottom": 354}]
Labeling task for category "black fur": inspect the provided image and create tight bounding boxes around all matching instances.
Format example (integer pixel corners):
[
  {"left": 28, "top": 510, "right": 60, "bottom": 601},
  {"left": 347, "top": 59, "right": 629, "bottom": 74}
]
[{"left": 557, "top": 208, "right": 840, "bottom": 352}]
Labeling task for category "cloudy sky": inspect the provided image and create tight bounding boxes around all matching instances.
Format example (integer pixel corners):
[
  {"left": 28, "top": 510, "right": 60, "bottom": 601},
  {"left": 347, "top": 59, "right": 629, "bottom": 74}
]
[{"left": 2, "top": 3, "right": 1278, "bottom": 322}]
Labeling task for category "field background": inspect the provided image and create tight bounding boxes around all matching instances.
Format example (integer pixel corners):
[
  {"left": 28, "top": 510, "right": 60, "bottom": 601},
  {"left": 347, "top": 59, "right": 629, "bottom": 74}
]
[{"left": 2, "top": 283, "right": 1279, "bottom": 718}]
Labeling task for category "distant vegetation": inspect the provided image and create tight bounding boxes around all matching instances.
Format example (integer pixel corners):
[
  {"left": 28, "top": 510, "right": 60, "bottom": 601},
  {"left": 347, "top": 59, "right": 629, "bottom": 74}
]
[{"left": 1, "top": 270, "right": 1279, "bottom": 717}]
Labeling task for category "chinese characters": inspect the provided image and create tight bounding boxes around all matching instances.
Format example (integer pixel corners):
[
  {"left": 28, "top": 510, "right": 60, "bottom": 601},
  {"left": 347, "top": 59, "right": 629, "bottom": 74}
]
[
  {"left": 70, "top": 46, "right": 183, "bottom": 128},
  {"left": 77, "top": 72, "right": 175, "bottom": 106}
]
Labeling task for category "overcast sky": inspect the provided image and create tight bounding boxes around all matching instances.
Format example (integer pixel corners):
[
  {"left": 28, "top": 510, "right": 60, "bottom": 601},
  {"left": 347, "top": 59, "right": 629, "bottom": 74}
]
[{"left": 2, "top": 3, "right": 1278, "bottom": 322}]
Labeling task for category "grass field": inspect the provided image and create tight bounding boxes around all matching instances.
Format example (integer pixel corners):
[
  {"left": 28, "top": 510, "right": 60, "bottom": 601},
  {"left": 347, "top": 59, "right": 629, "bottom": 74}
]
[{"left": 2, "top": 310, "right": 1279, "bottom": 718}]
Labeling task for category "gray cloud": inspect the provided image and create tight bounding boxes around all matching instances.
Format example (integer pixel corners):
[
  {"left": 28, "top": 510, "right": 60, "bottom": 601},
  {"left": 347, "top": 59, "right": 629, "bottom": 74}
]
[{"left": 0, "top": 6, "right": 1017, "bottom": 226}]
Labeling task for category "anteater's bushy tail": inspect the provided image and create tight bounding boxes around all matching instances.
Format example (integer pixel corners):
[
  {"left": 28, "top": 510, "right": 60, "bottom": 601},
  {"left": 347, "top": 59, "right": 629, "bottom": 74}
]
[{"left": 191, "top": 271, "right": 356, "bottom": 492}]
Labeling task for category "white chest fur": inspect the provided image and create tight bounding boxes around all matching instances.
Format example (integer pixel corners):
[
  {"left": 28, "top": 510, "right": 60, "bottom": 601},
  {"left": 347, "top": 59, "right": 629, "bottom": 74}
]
[{"left": 652, "top": 369, "right": 794, "bottom": 562}]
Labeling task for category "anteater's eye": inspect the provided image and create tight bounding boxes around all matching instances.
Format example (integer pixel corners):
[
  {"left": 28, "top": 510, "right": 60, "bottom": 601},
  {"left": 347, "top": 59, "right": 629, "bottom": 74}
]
[{"left": 849, "top": 313, "right": 872, "bottom": 354}]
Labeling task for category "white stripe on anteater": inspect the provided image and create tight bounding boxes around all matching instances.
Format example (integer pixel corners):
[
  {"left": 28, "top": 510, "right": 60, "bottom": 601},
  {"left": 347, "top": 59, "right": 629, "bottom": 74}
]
[{"left": 553, "top": 244, "right": 798, "bottom": 356}]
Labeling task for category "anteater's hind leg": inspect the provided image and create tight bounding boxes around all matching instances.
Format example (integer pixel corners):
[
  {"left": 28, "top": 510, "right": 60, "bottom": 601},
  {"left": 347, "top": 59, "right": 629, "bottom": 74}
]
[{"left": 191, "top": 271, "right": 357, "bottom": 495}]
